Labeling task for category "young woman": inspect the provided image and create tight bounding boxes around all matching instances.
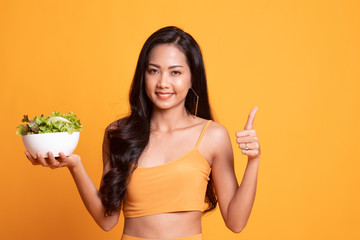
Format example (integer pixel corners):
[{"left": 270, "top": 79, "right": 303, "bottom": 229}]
[{"left": 25, "top": 26, "right": 261, "bottom": 240}]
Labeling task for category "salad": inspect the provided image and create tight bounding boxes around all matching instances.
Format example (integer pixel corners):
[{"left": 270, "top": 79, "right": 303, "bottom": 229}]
[{"left": 16, "top": 111, "right": 82, "bottom": 135}]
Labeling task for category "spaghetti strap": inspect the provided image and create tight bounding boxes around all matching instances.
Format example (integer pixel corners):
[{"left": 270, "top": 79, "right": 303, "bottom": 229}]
[{"left": 195, "top": 120, "right": 212, "bottom": 148}]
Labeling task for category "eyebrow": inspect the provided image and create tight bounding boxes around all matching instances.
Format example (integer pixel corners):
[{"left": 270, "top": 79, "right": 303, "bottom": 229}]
[{"left": 148, "top": 63, "right": 184, "bottom": 69}]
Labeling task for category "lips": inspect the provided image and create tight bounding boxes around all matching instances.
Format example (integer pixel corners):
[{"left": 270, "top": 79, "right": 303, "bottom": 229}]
[{"left": 156, "top": 92, "right": 174, "bottom": 100}]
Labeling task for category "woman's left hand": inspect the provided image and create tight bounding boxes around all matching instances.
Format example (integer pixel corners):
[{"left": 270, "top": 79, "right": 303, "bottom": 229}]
[{"left": 236, "top": 107, "right": 261, "bottom": 160}]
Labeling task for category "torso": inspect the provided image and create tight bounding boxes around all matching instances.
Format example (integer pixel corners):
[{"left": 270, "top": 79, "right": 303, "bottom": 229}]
[{"left": 123, "top": 117, "right": 213, "bottom": 239}]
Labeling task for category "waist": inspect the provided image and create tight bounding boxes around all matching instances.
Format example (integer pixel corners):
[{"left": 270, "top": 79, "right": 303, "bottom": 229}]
[
  {"left": 121, "top": 233, "right": 202, "bottom": 240},
  {"left": 123, "top": 211, "right": 202, "bottom": 239}
]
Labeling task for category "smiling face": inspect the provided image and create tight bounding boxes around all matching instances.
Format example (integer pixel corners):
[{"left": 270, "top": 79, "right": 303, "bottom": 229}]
[{"left": 145, "top": 44, "right": 192, "bottom": 113}]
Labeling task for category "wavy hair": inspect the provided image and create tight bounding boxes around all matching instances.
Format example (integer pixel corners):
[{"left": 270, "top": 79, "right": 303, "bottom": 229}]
[{"left": 99, "top": 26, "right": 217, "bottom": 216}]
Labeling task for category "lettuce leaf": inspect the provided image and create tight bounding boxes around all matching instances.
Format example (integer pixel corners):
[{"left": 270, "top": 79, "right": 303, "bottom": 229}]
[{"left": 16, "top": 112, "right": 82, "bottom": 135}]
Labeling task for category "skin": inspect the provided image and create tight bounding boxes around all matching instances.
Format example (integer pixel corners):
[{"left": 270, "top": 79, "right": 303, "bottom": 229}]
[{"left": 25, "top": 44, "right": 261, "bottom": 238}]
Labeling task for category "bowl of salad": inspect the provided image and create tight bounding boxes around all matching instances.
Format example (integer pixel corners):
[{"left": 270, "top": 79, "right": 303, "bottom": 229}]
[{"left": 17, "top": 112, "right": 82, "bottom": 158}]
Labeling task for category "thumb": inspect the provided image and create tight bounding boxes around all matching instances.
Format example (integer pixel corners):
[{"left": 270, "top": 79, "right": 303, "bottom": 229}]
[{"left": 244, "top": 107, "right": 258, "bottom": 130}]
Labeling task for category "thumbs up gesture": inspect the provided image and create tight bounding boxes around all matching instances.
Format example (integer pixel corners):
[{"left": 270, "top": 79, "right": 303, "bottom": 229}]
[{"left": 236, "top": 107, "right": 261, "bottom": 160}]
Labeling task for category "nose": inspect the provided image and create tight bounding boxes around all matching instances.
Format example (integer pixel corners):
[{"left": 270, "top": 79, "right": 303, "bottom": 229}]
[{"left": 157, "top": 72, "right": 170, "bottom": 88}]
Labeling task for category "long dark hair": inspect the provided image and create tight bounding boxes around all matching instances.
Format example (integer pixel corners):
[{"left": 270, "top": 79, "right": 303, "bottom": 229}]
[{"left": 99, "top": 26, "right": 217, "bottom": 216}]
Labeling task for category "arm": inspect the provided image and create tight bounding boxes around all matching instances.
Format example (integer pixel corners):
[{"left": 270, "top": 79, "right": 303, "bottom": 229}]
[
  {"left": 210, "top": 107, "right": 260, "bottom": 233},
  {"left": 66, "top": 154, "right": 120, "bottom": 231},
  {"left": 25, "top": 125, "right": 120, "bottom": 231},
  {"left": 220, "top": 155, "right": 260, "bottom": 233}
]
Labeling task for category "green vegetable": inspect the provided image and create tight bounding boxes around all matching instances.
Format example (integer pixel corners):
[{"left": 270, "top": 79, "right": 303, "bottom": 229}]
[{"left": 16, "top": 111, "right": 82, "bottom": 135}]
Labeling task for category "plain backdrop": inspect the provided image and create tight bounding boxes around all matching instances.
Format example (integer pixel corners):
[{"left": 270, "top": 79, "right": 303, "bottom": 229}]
[{"left": 1, "top": 0, "right": 359, "bottom": 239}]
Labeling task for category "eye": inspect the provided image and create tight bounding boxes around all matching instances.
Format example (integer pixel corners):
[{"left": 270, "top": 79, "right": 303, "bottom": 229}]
[
  {"left": 172, "top": 71, "right": 181, "bottom": 75},
  {"left": 148, "top": 68, "right": 159, "bottom": 74}
]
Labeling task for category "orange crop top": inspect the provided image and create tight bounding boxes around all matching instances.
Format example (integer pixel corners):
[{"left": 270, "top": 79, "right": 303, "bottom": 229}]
[{"left": 123, "top": 120, "right": 212, "bottom": 218}]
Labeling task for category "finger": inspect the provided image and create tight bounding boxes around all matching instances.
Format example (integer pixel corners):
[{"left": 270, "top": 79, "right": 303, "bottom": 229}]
[
  {"left": 58, "top": 152, "right": 66, "bottom": 159},
  {"left": 239, "top": 143, "right": 250, "bottom": 150},
  {"left": 236, "top": 135, "right": 259, "bottom": 144},
  {"left": 236, "top": 129, "right": 257, "bottom": 137},
  {"left": 244, "top": 107, "right": 258, "bottom": 130},
  {"left": 47, "top": 152, "right": 60, "bottom": 169},
  {"left": 57, "top": 152, "right": 68, "bottom": 167},
  {"left": 25, "top": 151, "right": 39, "bottom": 165},
  {"left": 239, "top": 142, "right": 260, "bottom": 150},
  {"left": 36, "top": 153, "right": 49, "bottom": 167},
  {"left": 241, "top": 149, "right": 260, "bottom": 157}
]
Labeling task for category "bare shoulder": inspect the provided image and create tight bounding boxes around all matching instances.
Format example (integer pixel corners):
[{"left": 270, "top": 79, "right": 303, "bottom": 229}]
[
  {"left": 206, "top": 121, "right": 231, "bottom": 144},
  {"left": 198, "top": 120, "right": 233, "bottom": 164}
]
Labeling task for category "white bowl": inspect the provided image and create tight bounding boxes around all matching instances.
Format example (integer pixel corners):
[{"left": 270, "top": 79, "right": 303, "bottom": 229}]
[{"left": 22, "top": 132, "right": 80, "bottom": 158}]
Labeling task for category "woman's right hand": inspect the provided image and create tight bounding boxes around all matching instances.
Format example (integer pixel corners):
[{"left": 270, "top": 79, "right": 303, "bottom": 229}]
[{"left": 25, "top": 151, "right": 81, "bottom": 170}]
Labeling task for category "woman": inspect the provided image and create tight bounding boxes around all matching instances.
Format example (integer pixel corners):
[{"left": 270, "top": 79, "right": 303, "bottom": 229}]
[{"left": 25, "top": 26, "right": 261, "bottom": 240}]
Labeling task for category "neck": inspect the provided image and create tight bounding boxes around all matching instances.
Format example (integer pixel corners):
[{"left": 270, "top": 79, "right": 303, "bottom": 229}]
[{"left": 150, "top": 106, "right": 194, "bottom": 132}]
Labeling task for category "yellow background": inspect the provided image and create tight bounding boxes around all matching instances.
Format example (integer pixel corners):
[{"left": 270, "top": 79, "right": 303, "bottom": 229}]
[{"left": 1, "top": 0, "right": 359, "bottom": 239}]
